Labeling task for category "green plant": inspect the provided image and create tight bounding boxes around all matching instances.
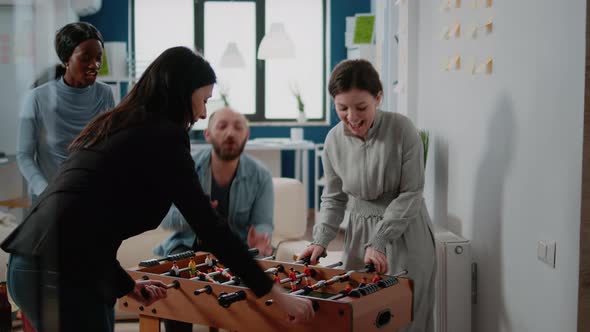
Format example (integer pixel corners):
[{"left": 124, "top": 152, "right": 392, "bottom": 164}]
[
  {"left": 290, "top": 82, "right": 305, "bottom": 114},
  {"left": 419, "top": 129, "right": 430, "bottom": 166},
  {"left": 220, "top": 92, "right": 229, "bottom": 107},
  {"left": 218, "top": 84, "right": 230, "bottom": 107}
]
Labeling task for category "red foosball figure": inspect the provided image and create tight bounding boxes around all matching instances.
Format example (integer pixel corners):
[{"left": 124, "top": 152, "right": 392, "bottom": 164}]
[
  {"left": 170, "top": 261, "right": 180, "bottom": 277},
  {"left": 188, "top": 257, "right": 197, "bottom": 278},
  {"left": 273, "top": 272, "right": 281, "bottom": 284},
  {"left": 345, "top": 282, "right": 354, "bottom": 294},
  {"left": 303, "top": 263, "right": 312, "bottom": 286},
  {"left": 359, "top": 276, "right": 368, "bottom": 287},
  {"left": 372, "top": 273, "right": 381, "bottom": 284},
  {"left": 288, "top": 268, "right": 298, "bottom": 291}
]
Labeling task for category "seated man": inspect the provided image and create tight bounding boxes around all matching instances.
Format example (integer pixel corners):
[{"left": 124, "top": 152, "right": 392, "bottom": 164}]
[
  {"left": 154, "top": 107, "right": 274, "bottom": 258},
  {"left": 154, "top": 108, "right": 274, "bottom": 331}
]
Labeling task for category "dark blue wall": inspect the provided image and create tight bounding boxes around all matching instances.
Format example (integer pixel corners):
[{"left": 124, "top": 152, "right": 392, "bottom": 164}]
[{"left": 82, "top": 0, "right": 371, "bottom": 208}]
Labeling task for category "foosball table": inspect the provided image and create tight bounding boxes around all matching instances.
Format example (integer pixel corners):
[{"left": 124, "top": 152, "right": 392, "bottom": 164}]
[{"left": 118, "top": 250, "right": 413, "bottom": 332}]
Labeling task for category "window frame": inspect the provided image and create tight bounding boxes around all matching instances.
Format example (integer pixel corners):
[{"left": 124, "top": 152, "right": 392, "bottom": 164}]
[{"left": 131, "top": 0, "right": 327, "bottom": 124}]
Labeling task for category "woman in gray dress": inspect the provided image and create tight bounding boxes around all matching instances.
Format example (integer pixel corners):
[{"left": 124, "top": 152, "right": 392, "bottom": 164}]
[{"left": 298, "top": 59, "right": 436, "bottom": 332}]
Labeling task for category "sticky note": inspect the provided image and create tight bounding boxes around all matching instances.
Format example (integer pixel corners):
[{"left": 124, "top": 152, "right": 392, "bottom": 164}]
[
  {"left": 484, "top": 17, "right": 493, "bottom": 33},
  {"left": 476, "top": 58, "right": 493, "bottom": 74},
  {"left": 448, "top": 55, "right": 461, "bottom": 70},
  {"left": 441, "top": 26, "right": 450, "bottom": 40},
  {"left": 451, "top": 23, "right": 461, "bottom": 38}
]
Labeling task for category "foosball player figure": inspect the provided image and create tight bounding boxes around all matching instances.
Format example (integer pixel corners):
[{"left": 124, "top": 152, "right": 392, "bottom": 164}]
[
  {"left": 205, "top": 254, "right": 213, "bottom": 271},
  {"left": 215, "top": 266, "right": 232, "bottom": 280},
  {"left": 188, "top": 257, "right": 197, "bottom": 278},
  {"left": 359, "top": 276, "right": 368, "bottom": 287},
  {"left": 273, "top": 272, "right": 281, "bottom": 284},
  {"left": 345, "top": 281, "right": 354, "bottom": 294},
  {"left": 303, "top": 263, "right": 312, "bottom": 286},
  {"left": 170, "top": 261, "right": 180, "bottom": 277},
  {"left": 372, "top": 272, "right": 382, "bottom": 284},
  {"left": 288, "top": 268, "right": 298, "bottom": 291}
]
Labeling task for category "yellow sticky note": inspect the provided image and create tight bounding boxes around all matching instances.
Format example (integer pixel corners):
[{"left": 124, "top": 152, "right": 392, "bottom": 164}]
[
  {"left": 442, "top": 58, "right": 450, "bottom": 71},
  {"left": 449, "top": 55, "right": 461, "bottom": 70},
  {"left": 451, "top": 23, "right": 461, "bottom": 38},
  {"left": 476, "top": 58, "right": 493, "bottom": 74},
  {"left": 484, "top": 17, "right": 493, "bottom": 33}
]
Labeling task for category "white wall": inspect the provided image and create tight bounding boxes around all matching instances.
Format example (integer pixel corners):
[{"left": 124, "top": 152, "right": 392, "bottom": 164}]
[
  {"left": 0, "top": 0, "right": 77, "bottom": 155},
  {"left": 412, "top": 0, "right": 585, "bottom": 331}
]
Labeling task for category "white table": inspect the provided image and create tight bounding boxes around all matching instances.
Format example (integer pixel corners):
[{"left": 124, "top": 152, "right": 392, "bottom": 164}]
[{"left": 191, "top": 139, "right": 316, "bottom": 216}]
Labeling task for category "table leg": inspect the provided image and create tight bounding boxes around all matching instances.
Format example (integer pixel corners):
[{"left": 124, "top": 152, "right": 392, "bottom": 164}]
[{"left": 139, "top": 315, "right": 160, "bottom": 332}]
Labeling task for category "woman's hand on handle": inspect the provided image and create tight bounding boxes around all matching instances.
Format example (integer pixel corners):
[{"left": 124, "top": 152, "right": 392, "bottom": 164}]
[
  {"left": 270, "top": 285, "right": 315, "bottom": 323},
  {"left": 297, "top": 244, "right": 326, "bottom": 265},
  {"left": 127, "top": 279, "right": 168, "bottom": 306},
  {"left": 364, "top": 247, "right": 388, "bottom": 273}
]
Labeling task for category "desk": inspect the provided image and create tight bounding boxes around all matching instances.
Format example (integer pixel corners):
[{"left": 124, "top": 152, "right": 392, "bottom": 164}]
[{"left": 191, "top": 139, "right": 315, "bottom": 216}]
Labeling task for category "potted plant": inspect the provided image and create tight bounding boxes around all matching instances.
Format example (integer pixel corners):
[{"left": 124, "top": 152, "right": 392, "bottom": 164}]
[
  {"left": 290, "top": 82, "right": 306, "bottom": 123},
  {"left": 419, "top": 129, "right": 430, "bottom": 166}
]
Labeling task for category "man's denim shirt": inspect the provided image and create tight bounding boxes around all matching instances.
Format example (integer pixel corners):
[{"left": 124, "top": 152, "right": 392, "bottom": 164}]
[{"left": 153, "top": 148, "right": 274, "bottom": 257}]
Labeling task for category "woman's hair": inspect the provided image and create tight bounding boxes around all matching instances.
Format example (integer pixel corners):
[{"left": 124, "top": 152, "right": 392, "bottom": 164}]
[
  {"left": 55, "top": 22, "right": 104, "bottom": 73},
  {"left": 328, "top": 59, "right": 383, "bottom": 98},
  {"left": 70, "top": 46, "right": 216, "bottom": 150}
]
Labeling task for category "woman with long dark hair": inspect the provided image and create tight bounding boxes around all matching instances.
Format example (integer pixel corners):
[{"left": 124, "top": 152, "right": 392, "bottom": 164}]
[{"left": 3, "top": 46, "right": 313, "bottom": 332}]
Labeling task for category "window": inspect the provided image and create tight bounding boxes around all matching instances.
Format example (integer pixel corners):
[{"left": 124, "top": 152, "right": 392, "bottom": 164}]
[{"left": 133, "top": 0, "right": 326, "bottom": 123}]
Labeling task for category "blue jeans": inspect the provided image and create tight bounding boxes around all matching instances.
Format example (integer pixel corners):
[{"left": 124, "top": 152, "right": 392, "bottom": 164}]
[{"left": 7, "top": 254, "right": 115, "bottom": 332}]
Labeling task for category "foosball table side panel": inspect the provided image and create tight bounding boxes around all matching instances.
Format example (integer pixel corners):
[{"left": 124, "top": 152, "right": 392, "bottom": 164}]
[
  {"left": 348, "top": 278, "right": 414, "bottom": 332},
  {"left": 119, "top": 270, "right": 354, "bottom": 332}
]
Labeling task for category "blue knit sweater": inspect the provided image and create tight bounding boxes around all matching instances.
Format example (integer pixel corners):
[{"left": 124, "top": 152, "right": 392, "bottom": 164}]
[{"left": 16, "top": 78, "right": 114, "bottom": 197}]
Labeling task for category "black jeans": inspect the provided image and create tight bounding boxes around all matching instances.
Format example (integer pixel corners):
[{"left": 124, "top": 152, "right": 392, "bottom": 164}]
[
  {"left": 163, "top": 245, "right": 193, "bottom": 332},
  {"left": 7, "top": 254, "right": 115, "bottom": 332}
]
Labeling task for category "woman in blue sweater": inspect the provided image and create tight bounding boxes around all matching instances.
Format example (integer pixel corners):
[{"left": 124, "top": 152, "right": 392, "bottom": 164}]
[{"left": 17, "top": 22, "right": 114, "bottom": 201}]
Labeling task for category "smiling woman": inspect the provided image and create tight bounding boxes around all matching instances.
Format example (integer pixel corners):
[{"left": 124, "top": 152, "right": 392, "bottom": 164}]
[{"left": 16, "top": 22, "right": 115, "bottom": 203}]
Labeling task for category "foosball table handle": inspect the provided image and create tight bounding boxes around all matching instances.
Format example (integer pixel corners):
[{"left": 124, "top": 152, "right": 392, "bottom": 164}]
[
  {"left": 218, "top": 290, "right": 247, "bottom": 308},
  {"left": 140, "top": 280, "right": 181, "bottom": 299}
]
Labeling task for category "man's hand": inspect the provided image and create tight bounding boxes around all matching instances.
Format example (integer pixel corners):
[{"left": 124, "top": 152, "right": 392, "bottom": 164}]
[{"left": 247, "top": 225, "right": 273, "bottom": 256}]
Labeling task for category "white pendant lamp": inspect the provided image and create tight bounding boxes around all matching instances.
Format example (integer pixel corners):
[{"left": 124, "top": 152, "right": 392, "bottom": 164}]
[
  {"left": 220, "top": 42, "right": 245, "bottom": 68},
  {"left": 257, "top": 23, "right": 295, "bottom": 60}
]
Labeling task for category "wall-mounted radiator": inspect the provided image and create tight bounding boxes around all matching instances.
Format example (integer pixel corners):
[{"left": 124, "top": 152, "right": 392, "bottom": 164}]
[{"left": 433, "top": 225, "right": 472, "bottom": 332}]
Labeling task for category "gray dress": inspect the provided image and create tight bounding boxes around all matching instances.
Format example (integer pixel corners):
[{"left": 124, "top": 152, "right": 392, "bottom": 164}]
[{"left": 313, "top": 110, "right": 436, "bottom": 332}]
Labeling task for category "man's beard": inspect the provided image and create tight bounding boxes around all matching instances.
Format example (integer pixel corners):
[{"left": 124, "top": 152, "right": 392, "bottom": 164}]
[{"left": 212, "top": 139, "right": 247, "bottom": 161}]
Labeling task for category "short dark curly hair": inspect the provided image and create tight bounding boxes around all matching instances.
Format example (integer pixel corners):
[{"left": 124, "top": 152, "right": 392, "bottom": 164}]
[{"left": 54, "top": 22, "right": 104, "bottom": 65}]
